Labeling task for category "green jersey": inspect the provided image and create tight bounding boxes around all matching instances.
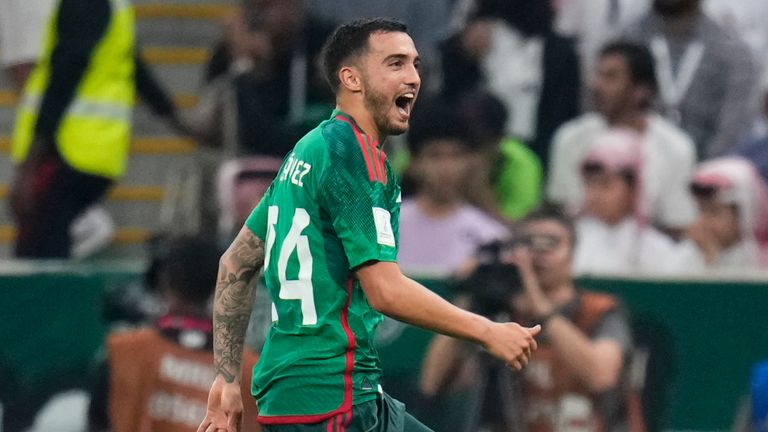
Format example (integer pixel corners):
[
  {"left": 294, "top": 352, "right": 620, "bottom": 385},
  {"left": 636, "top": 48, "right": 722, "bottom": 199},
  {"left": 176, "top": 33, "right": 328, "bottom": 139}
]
[{"left": 245, "top": 110, "right": 401, "bottom": 424}]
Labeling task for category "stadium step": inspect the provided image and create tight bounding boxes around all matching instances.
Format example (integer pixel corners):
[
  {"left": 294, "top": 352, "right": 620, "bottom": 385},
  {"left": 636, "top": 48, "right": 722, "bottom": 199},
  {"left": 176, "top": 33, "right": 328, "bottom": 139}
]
[
  {"left": 142, "top": 46, "right": 210, "bottom": 65},
  {"left": 0, "top": 184, "right": 165, "bottom": 202},
  {"left": 0, "top": 225, "right": 151, "bottom": 245},
  {"left": 0, "top": 90, "right": 199, "bottom": 109},
  {"left": 134, "top": 3, "right": 233, "bottom": 20},
  {"left": 0, "top": 136, "right": 197, "bottom": 185},
  {"left": 0, "top": 136, "right": 197, "bottom": 155}
]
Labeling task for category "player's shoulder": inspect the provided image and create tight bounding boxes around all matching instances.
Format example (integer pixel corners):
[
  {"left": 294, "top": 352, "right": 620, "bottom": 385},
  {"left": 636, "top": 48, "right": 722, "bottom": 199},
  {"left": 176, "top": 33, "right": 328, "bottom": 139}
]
[
  {"left": 290, "top": 111, "right": 358, "bottom": 162},
  {"left": 320, "top": 111, "right": 365, "bottom": 159},
  {"left": 320, "top": 111, "right": 386, "bottom": 181}
]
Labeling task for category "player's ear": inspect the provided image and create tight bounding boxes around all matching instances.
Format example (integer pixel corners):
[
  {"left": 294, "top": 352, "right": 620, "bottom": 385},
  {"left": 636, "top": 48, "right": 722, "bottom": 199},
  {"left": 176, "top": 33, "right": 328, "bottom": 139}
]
[{"left": 339, "top": 66, "right": 363, "bottom": 93}]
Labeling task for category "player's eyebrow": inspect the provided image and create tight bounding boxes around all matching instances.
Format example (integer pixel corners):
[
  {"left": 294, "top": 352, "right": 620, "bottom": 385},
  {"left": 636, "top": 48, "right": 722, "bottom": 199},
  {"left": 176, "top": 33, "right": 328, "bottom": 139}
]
[{"left": 382, "top": 53, "right": 417, "bottom": 64}]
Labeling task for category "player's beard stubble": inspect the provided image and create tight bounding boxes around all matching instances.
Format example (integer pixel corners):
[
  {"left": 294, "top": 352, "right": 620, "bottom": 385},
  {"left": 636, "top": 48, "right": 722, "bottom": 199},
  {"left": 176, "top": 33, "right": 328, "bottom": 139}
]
[{"left": 363, "top": 80, "right": 408, "bottom": 137}]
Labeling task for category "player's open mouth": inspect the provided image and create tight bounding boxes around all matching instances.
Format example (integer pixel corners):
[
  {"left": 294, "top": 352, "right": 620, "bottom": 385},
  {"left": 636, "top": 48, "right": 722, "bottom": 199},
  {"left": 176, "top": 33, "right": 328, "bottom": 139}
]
[{"left": 395, "top": 92, "right": 415, "bottom": 118}]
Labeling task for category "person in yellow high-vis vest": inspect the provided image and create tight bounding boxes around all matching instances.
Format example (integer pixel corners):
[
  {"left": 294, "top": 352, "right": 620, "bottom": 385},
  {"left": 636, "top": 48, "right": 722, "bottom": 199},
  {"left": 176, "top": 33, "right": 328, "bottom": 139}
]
[{"left": 8, "top": 0, "right": 184, "bottom": 258}]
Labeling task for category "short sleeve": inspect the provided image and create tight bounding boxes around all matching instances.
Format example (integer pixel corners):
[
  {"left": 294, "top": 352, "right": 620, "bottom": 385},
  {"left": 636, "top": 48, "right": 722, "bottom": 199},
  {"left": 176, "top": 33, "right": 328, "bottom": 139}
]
[
  {"left": 245, "top": 187, "right": 272, "bottom": 240},
  {"left": 593, "top": 309, "right": 633, "bottom": 356},
  {"left": 320, "top": 159, "right": 397, "bottom": 269}
]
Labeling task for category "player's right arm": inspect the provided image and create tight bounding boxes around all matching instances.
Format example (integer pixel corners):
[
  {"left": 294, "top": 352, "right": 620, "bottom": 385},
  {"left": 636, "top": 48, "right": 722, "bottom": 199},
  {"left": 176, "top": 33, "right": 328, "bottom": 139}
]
[
  {"left": 357, "top": 262, "right": 540, "bottom": 370},
  {"left": 199, "top": 225, "right": 265, "bottom": 432},
  {"left": 319, "top": 124, "right": 540, "bottom": 370}
]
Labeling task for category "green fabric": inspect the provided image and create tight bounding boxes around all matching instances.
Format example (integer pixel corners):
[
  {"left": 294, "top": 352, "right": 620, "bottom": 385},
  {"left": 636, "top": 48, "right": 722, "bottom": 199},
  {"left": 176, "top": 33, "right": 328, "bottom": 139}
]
[
  {"left": 262, "top": 394, "right": 433, "bottom": 432},
  {"left": 492, "top": 138, "right": 543, "bottom": 220},
  {"left": 245, "top": 110, "right": 401, "bottom": 419}
]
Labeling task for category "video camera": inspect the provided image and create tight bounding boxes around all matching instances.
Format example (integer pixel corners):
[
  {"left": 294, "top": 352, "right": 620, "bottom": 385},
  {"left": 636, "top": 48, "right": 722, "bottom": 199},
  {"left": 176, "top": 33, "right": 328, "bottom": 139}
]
[{"left": 455, "top": 240, "right": 524, "bottom": 318}]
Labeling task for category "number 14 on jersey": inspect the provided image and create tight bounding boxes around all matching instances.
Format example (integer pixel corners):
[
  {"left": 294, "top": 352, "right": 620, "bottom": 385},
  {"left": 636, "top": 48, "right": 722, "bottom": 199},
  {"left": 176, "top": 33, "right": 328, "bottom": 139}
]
[{"left": 264, "top": 206, "right": 318, "bottom": 325}]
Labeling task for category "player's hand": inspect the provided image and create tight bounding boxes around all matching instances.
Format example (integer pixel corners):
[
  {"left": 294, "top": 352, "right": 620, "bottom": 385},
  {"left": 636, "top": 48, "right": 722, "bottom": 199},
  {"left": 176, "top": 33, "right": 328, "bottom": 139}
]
[
  {"left": 197, "top": 375, "right": 244, "bottom": 432},
  {"left": 483, "top": 322, "right": 541, "bottom": 370}
]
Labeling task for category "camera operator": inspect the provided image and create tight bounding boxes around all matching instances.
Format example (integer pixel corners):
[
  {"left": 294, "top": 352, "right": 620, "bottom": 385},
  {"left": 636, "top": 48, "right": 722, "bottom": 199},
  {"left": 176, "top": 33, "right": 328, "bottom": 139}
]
[{"left": 420, "top": 205, "right": 634, "bottom": 432}]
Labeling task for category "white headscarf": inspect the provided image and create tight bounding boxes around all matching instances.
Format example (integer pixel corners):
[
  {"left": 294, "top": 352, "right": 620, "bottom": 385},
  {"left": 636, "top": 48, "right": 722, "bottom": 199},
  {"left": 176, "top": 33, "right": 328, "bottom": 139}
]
[
  {"left": 581, "top": 128, "right": 646, "bottom": 221},
  {"left": 691, "top": 156, "right": 768, "bottom": 265}
]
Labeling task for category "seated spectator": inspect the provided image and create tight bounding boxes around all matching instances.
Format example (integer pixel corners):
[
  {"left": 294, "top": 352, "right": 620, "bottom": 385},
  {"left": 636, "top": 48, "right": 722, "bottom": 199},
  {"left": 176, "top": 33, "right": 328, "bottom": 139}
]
[
  {"left": 439, "top": 0, "right": 580, "bottom": 169},
  {"left": 622, "top": 0, "right": 758, "bottom": 158},
  {"left": 216, "top": 156, "right": 283, "bottom": 243},
  {"left": 88, "top": 236, "right": 260, "bottom": 432},
  {"left": 678, "top": 157, "right": 768, "bottom": 271},
  {"left": 458, "top": 91, "right": 543, "bottom": 221},
  {"left": 573, "top": 129, "right": 683, "bottom": 275},
  {"left": 196, "top": 0, "right": 334, "bottom": 156},
  {"left": 421, "top": 205, "right": 635, "bottom": 432},
  {"left": 548, "top": 41, "right": 697, "bottom": 233},
  {"left": 398, "top": 100, "right": 508, "bottom": 278}
]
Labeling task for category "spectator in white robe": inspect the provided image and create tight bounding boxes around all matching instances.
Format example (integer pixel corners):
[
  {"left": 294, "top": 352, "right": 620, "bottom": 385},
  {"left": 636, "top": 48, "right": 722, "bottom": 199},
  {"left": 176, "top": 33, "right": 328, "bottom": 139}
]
[
  {"left": 678, "top": 157, "right": 768, "bottom": 272},
  {"left": 572, "top": 129, "right": 683, "bottom": 275}
]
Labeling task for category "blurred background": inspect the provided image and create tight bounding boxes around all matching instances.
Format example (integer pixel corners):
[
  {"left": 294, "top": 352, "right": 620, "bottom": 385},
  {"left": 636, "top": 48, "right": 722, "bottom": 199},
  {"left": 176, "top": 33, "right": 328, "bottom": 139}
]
[{"left": 1, "top": 0, "right": 767, "bottom": 431}]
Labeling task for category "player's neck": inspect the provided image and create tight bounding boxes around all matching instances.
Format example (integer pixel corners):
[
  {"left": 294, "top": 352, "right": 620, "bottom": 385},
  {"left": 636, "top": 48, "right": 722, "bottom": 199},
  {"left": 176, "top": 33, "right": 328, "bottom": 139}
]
[{"left": 336, "top": 101, "right": 383, "bottom": 142}]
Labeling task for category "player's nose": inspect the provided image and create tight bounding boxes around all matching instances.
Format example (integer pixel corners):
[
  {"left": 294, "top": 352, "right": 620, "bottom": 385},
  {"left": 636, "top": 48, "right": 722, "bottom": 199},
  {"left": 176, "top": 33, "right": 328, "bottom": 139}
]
[{"left": 404, "top": 62, "right": 421, "bottom": 88}]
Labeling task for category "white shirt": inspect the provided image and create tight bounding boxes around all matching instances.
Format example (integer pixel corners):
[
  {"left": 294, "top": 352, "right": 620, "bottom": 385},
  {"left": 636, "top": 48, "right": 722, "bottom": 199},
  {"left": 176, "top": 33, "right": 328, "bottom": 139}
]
[
  {"left": 481, "top": 21, "right": 544, "bottom": 140},
  {"left": 0, "top": 0, "right": 55, "bottom": 67},
  {"left": 573, "top": 216, "right": 682, "bottom": 276},
  {"left": 398, "top": 200, "right": 509, "bottom": 278},
  {"left": 547, "top": 112, "right": 697, "bottom": 229},
  {"left": 676, "top": 238, "right": 761, "bottom": 274}
]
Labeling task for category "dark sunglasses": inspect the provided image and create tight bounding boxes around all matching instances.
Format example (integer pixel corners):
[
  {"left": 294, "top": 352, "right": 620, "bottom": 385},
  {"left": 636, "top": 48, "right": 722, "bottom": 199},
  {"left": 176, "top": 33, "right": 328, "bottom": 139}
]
[
  {"left": 581, "top": 161, "right": 637, "bottom": 185},
  {"left": 690, "top": 183, "right": 719, "bottom": 199}
]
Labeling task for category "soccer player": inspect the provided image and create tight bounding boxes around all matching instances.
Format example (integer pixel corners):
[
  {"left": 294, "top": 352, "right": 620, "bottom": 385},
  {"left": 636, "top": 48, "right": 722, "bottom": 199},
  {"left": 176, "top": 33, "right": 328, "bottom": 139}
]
[{"left": 197, "top": 18, "right": 541, "bottom": 432}]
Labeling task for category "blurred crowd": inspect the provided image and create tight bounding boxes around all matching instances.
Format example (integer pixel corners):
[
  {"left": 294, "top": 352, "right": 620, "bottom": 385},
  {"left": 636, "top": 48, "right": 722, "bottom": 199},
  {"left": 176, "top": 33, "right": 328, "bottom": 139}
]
[
  {"left": 2, "top": 0, "right": 768, "bottom": 431},
  {"left": 4, "top": 0, "right": 768, "bottom": 275}
]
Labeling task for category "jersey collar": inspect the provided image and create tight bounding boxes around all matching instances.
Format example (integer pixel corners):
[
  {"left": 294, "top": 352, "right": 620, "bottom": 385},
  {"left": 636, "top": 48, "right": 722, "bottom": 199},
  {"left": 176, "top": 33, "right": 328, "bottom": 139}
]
[{"left": 331, "top": 109, "right": 383, "bottom": 149}]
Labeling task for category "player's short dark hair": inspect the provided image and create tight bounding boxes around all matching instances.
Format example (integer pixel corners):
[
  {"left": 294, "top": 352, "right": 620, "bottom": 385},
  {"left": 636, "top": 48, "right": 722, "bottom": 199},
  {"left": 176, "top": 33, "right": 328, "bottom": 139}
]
[
  {"left": 320, "top": 18, "right": 408, "bottom": 91},
  {"left": 518, "top": 203, "right": 577, "bottom": 250},
  {"left": 158, "top": 235, "right": 222, "bottom": 305},
  {"left": 406, "top": 98, "right": 470, "bottom": 156},
  {"left": 600, "top": 41, "right": 658, "bottom": 95}
]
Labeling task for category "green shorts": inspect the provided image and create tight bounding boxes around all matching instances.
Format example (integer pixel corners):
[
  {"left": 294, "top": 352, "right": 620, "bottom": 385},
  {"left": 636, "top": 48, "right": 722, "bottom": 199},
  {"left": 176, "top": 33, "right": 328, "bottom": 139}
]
[{"left": 261, "top": 393, "right": 434, "bottom": 432}]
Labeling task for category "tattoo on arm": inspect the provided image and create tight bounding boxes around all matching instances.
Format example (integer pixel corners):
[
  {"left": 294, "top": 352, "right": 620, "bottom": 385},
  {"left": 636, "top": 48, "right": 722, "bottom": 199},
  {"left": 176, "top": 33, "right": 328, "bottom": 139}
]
[{"left": 213, "top": 228, "right": 265, "bottom": 383}]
